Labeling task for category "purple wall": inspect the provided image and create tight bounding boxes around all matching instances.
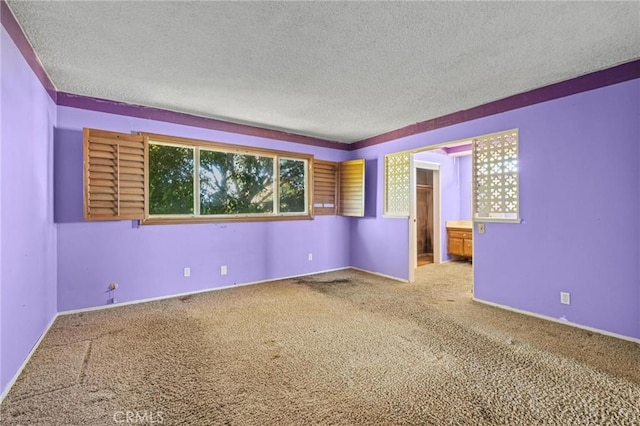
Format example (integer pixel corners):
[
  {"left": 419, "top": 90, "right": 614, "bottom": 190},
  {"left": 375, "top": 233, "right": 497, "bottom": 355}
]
[
  {"left": 349, "top": 143, "right": 408, "bottom": 279},
  {"left": 1, "top": 25, "right": 3, "bottom": 397},
  {"left": 1, "top": 28, "right": 58, "bottom": 394},
  {"left": 459, "top": 155, "right": 472, "bottom": 220},
  {"left": 351, "top": 79, "right": 640, "bottom": 339},
  {"left": 55, "top": 106, "right": 351, "bottom": 311},
  {"left": 1, "top": 5, "right": 639, "bottom": 404}
]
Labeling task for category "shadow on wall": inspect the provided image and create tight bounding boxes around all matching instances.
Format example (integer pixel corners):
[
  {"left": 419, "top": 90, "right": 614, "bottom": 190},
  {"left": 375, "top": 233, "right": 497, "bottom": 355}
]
[
  {"left": 54, "top": 128, "right": 84, "bottom": 223},
  {"left": 364, "top": 158, "right": 377, "bottom": 218}
]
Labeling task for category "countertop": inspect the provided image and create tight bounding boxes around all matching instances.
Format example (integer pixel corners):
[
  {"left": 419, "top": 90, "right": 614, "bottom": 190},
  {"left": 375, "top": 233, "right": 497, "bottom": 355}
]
[{"left": 445, "top": 220, "right": 472, "bottom": 229}]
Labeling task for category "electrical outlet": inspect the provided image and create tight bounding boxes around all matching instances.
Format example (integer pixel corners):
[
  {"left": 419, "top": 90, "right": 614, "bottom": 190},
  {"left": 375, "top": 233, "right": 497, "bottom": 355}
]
[
  {"left": 477, "top": 223, "right": 486, "bottom": 234},
  {"left": 560, "top": 292, "right": 571, "bottom": 305},
  {"left": 221, "top": 265, "right": 228, "bottom": 276},
  {"left": 308, "top": 253, "right": 313, "bottom": 261},
  {"left": 183, "top": 267, "right": 190, "bottom": 277}
]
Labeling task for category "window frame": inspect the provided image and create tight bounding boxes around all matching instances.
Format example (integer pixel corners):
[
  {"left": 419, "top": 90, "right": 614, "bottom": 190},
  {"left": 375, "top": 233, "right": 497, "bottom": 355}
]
[
  {"left": 142, "top": 133, "right": 313, "bottom": 225},
  {"left": 277, "top": 156, "right": 310, "bottom": 215}
]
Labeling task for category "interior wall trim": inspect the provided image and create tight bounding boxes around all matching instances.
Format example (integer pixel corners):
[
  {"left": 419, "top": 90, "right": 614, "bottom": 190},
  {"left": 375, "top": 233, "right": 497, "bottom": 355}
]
[
  {"left": 0, "top": 0, "right": 346, "bottom": 150},
  {"left": 349, "top": 266, "right": 408, "bottom": 283},
  {"left": 473, "top": 297, "right": 640, "bottom": 345},
  {"left": 3, "top": 1, "right": 639, "bottom": 151},
  {"left": 1, "top": 0, "right": 57, "bottom": 101},
  {"left": 0, "top": 313, "right": 59, "bottom": 404},
  {"left": 351, "top": 60, "right": 640, "bottom": 150},
  {"left": 57, "top": 92, "right": 349, "bottom": 150},
  {"left": 57, "top": 267, "right": 352, "bottom": 316}
]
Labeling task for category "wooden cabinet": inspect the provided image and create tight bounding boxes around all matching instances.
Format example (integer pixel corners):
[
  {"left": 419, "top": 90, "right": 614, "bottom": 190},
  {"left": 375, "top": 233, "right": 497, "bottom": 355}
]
[
  {"left": 463, "top": 239, "right": 473, "bottom": 257},
  {"left": 447, "top": 226, "right": 473, "bottom": 260}
]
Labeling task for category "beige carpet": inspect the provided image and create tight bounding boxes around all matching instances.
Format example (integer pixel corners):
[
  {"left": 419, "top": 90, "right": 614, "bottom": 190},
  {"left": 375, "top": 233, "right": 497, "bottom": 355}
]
[{"left": 1, "top": 262, "right": 639, "bottom": 425}]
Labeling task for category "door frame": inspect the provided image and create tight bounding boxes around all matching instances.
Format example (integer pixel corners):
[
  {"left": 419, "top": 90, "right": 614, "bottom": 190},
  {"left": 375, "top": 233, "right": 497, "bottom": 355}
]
[{"left": 409, "top": 158, "right": 441, "bottom": 282}]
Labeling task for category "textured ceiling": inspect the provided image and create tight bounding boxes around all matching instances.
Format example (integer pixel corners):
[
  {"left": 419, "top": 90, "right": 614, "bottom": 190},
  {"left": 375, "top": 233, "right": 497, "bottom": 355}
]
[{"left": 7, "top": 1, "right": 640, "bottom": 143}]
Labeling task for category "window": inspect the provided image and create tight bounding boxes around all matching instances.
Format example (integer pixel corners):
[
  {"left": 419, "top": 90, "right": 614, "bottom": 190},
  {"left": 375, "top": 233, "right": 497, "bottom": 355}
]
[
  {"left": 473, "top": 129, "right": 519, "bottom": 222},
  {"left": 199, "top": 149, "right": 274, "bottom": 215},
  {"left": 149, "top": 143, "right": 194, "bottom": 215},
  {"left": 279, "top": 158, "right": 307, "bottom": 213},
  {"left": 84, "top": 128, "right": 365, "bottom": 223},
  {"left": 146, "top": 136, "right": 311, "bottom": 222}
]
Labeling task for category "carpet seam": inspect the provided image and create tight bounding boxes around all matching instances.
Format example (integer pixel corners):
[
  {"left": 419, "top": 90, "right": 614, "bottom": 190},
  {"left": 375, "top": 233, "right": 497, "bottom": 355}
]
[{"left": 79, "top": 341, "right": 93, "bottom": 385}]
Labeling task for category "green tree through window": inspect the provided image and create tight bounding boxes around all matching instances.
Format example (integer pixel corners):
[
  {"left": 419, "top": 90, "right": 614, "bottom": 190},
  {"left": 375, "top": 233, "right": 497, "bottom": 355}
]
[
  {"left": 148, "top": 141, "right": 309, "bottom": 219},
  {"left": 200, "top": 151, "right": 274, "bottom": 215},
  {"left": 279, "top": 158, "right": 306, "bottom": 213},
  {"left": 149, "top": 144, "right": 194, "bottom": 215}
]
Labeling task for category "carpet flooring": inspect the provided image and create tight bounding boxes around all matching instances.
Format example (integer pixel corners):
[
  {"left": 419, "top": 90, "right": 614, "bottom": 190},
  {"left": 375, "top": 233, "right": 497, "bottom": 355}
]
[{"left": 1, "top": 262, "right": 639, "bottom": 425}]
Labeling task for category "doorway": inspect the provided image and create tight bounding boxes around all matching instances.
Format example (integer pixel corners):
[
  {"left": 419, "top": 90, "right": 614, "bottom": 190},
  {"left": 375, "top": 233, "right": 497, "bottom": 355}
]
[
  {"left": 408, "top": 142, "right": 471, "bottom": 283},
  {"left": 411, "top": 160, "right": 441, "bottom": 272},
  {"left": 416, "top": 169, "right": 434, "bottom": 266}
]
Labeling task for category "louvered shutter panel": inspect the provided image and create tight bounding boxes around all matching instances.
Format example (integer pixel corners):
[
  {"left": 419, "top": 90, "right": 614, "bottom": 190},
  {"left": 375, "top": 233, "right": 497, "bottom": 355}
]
[
  {"left": 313, "top": 160, "right": 338, "bottom": 215},
  {"left": 84, "top": 128, "right": 147, "bottom": 221},
  {"left": 338, "top": 159, "right": 365, "bottom": 217}
]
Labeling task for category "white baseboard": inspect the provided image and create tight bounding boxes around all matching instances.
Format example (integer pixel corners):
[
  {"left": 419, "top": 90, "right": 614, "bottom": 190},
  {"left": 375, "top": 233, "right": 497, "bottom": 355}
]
[
  {"left": 0, "top": 313, "right": 59, "bottom": 404},
  {"left": 0, "top": 265, "right": 414, "bottom": 403},
  {"left": 473, "top": 297, "right": 640, "bottom": 345},
  {"left": 433, "top": 258, "right": 454, "bottom": 265},
  {"left": 2, "top": 267, "right": 352, "bottom": 402},
  {"left": 349, "top": 266, "right": 408, "bottom": 283},
  {"left": 58, "top": 266, "right": 351, "bottom": 316}
]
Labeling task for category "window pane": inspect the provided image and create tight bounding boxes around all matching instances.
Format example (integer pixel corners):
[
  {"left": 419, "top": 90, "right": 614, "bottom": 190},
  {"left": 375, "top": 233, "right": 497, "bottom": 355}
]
[
  {"left": 279, "top": 158, "right": 306, "bottom": 213},
  {"left": 200, "top": 151, "right": 274, "bottom": 215},
  {"left": 149, "top": 144, "right": 194, "bottom": 215}
]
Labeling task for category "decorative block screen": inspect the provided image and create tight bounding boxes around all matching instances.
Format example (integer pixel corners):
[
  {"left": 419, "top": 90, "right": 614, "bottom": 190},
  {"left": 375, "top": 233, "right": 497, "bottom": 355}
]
[
  {"left": 384, "top": 151, "right": 411, "bottom": 216},
  {"left": 473, "top": 129, "right": 519, "bottom": 221}
]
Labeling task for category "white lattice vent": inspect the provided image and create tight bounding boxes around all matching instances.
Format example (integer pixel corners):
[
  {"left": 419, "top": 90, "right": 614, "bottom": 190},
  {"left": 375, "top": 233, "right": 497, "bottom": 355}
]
[
  {"left": 384, "top": 151, "right": 411, "bottom": 216},
  {"left": 473, "top": 129, "right": 519, "bottom": 221}
]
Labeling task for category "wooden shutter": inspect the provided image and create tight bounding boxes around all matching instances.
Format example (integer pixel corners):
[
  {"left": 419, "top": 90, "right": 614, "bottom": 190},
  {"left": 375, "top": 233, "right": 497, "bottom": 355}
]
[
  {"left": 84, "top": 128, "right": 147, "bottom": 221},
  {"left": 313, "top": 160, "right": 338, "bottom": 215},
  {"left": 338, "top": 159, "right": 365, "bottom": 217}
]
